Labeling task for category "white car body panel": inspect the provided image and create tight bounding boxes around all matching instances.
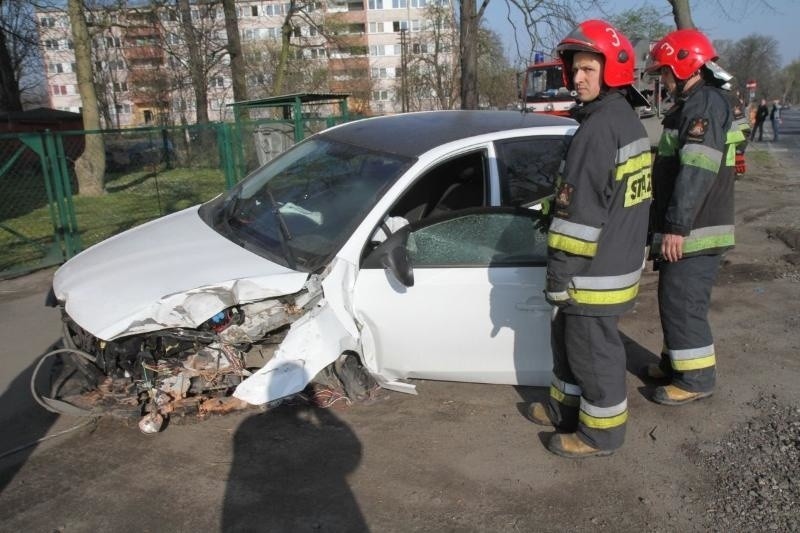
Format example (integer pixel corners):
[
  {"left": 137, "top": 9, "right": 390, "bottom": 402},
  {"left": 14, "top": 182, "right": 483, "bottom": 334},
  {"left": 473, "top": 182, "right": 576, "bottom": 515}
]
[
  {"left": 233, "top": 301, "right": 356, "bottom": 405},
  {"left": 352, "top": 266, "right": 552, "bottom": 386},
  {"left": 52, "top": 206, "right": 308, "bottom": 340}
]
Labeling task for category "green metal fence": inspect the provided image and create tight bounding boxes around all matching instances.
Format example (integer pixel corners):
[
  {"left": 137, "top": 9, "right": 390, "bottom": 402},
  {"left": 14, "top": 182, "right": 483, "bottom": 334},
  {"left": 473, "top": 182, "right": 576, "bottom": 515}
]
[{"left": 0, "top": 116, "right": 356, "bottom": 279}]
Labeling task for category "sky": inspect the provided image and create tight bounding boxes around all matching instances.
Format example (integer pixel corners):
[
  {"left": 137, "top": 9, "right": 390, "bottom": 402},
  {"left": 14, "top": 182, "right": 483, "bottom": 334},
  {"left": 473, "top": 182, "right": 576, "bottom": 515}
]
[{"left": 485, "top": 0, "right": 800, "bottom": 68}]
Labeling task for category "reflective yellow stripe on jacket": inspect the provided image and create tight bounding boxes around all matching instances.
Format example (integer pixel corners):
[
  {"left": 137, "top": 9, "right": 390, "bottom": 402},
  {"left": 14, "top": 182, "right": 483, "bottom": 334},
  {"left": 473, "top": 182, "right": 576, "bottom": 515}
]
[
  {"left": 547, "top": 218, "right": 601, "bottom": 257},
  {"left": 652, "top": 225, "right": 735, "bottom": 255},
  {"left": 567, "top": 265, "right": 643, "bottom": 306}
]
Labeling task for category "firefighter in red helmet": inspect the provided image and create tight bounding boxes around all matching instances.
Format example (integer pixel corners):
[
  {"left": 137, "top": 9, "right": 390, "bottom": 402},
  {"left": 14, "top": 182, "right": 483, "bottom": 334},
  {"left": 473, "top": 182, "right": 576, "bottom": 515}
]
[
  {"left": 644, "top": 30, "right": 739, "bottom": 406},
  {"left": 527, "top": 20, "right": 652, "bottom": 457}
]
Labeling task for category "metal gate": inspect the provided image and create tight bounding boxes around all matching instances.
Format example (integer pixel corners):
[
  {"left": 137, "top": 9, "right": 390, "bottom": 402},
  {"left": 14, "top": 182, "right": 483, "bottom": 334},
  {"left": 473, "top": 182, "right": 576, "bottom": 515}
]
[{"left": 0, "top": 131, "right": 79, "bottom": 278}]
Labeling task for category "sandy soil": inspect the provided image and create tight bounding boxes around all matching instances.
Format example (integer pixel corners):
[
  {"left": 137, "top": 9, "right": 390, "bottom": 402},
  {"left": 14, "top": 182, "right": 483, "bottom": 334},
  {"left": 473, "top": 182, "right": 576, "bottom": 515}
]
[{"left": 0, "top": 113, "right": 798, "bottom": 533}]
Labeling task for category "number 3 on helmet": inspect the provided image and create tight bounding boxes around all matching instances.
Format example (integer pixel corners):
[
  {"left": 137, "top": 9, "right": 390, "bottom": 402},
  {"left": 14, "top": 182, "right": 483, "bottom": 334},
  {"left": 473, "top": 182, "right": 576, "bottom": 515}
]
[
  {"left": 645, "top": 29, "right": 718, "bottom": 81},
  {"left": 555, "top": 19, "right": 635, "bottom": 90}
]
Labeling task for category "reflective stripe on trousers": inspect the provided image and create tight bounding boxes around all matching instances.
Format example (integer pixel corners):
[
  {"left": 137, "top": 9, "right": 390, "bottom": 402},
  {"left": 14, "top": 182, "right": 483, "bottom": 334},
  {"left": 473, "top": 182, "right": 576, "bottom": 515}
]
[{"left": 657, "top": 254, "right": 722, "bottom": 392}]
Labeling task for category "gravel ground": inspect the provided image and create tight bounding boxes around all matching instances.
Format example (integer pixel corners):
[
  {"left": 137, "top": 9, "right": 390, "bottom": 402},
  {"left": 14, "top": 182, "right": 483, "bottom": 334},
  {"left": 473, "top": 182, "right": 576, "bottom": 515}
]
[{"left": 688, "top": 393, "right": 800, "bottom": 532}]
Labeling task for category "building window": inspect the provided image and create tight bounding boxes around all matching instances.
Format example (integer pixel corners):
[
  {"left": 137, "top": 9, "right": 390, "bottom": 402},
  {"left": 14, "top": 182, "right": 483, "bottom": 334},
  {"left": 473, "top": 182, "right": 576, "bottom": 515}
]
[
  {"left": 251, "top": 5, "right": 258, "bottom": 16},
  {"left": 411, "top": 0, "right": 427, "bottom": 6},
  {"left": 372, "top": 90, "right": 390, "bottom": 101},
  {"left": 368, "top": 22, "right": 384, "bottom": 33},
  {"left": 213, "top": 76, "right": 225, "bottom": 88},
  {"left": 392, "top": 20, "right": 408, "bottom": 32},
  {"left": 39, "top": 17, "right": 56, "bottom": 28},
  {"left": 391, "top": 0, "right": 407, "bottom": 8},
  {"left": 368, "top": 0, "right": 383, "bottom": 9},
  {"left": 113, "top": 82, "right": 128, "bottom": 92}
]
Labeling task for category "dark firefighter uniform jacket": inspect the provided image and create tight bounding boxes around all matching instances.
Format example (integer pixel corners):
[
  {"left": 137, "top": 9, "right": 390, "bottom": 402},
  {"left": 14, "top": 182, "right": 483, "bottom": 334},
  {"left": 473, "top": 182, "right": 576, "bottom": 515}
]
[
  {"left": 546, "top": 90, "right": 652, "bottom": 316},
  {"left": 651, "top": 80, "right": 738, "bottom": 258}
]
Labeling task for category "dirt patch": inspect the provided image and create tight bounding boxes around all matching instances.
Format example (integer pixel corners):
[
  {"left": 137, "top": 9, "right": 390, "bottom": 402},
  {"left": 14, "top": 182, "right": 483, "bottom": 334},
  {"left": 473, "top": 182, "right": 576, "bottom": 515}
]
[{"left": 767, "top": 226, "right": 800, "bottom": 252}]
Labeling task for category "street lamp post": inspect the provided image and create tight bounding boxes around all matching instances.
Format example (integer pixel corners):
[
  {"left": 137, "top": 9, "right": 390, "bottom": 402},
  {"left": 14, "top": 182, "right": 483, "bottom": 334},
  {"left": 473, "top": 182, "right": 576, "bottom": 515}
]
[{"left": 399, "top": 28, "right": 408, "bottom": 112}]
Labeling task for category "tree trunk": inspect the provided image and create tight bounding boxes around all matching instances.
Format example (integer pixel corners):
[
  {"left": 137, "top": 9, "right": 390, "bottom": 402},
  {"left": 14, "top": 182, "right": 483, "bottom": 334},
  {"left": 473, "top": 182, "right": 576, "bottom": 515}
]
[
  {"left": 273, "top": 5, "right": 296, "bottom": 97},
  {"left": 177, "top": 0, "right": 210, "bottom": 124},
  {"left": 0, "top": 27, "right": 23, "bottom": 112},
  {"left": 667, "top": 0, "right": 695, "bottom": 29},
  {"left": 459, "top": 0, "right": 478, "bottom": 109},
  {"left": 67, "top": 0, "right": 104, "bottom": 196},
  {"left": 222, "top": 0, "right": 248, "bottom": 118}
]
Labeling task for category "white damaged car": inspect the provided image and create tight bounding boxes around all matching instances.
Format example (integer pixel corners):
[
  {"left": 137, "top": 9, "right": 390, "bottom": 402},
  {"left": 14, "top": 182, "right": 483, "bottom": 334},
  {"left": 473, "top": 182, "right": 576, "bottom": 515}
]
[{"left": 44, "top": 111, "right": 575, "bottom": 431}]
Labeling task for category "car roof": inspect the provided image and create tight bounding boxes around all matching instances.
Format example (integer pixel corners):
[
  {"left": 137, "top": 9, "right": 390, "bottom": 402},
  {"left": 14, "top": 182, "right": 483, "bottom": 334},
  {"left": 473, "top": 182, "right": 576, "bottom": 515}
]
[{"left": 319, "top": 110, "right": 576, "bottom": 158}]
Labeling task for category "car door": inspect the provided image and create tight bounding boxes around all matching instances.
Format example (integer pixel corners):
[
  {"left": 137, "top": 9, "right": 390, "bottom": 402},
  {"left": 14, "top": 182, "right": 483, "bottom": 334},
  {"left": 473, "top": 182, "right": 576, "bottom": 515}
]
[{"left": 352, "top": 207, "right": 553, "bottom": 386}]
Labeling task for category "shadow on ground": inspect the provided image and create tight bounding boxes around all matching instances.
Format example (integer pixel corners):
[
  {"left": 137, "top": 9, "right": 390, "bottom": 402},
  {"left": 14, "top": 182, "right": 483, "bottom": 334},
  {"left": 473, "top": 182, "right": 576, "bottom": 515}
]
[
  {"left": 0, "top": 346, "right": 60, "bottom": 493},
  {"left": 222, "top": 405, "right": 368, "bottom": 532}
]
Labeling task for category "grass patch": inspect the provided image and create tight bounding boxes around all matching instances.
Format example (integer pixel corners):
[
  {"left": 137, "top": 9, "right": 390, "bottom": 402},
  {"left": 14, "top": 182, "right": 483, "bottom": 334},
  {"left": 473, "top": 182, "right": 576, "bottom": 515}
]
[{"left": 0, "top": 166, "right": 227, "bottom": 274}]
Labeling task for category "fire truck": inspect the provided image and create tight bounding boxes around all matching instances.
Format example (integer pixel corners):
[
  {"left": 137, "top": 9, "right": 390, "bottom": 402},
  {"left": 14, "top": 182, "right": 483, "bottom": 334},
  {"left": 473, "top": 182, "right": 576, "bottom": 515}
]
[{"left": 519, "top": 59, "right": 576, "bottom": 116}]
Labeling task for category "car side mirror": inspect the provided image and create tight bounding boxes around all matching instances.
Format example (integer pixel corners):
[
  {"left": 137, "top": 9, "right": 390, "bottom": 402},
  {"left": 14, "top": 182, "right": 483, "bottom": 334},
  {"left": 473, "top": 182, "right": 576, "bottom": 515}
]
[{"left": 381, "top": 244, "right": 414, "bottom": 287}]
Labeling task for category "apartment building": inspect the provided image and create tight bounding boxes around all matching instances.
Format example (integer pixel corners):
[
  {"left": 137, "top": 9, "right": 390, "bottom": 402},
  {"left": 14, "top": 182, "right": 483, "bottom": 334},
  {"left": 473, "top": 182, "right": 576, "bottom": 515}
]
[{"left": 36, "top": 0, "right": 453, "bottom": 127}]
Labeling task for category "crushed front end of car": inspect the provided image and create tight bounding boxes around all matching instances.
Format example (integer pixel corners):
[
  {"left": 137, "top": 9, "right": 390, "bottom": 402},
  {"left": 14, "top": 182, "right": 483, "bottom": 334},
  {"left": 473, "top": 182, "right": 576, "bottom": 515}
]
[{"left": 40, "top": 276, "right": 325, "bottom": 432}]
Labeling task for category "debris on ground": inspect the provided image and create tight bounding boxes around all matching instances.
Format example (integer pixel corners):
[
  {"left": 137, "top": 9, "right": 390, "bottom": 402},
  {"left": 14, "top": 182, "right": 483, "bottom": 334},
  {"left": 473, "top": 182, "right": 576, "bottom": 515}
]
[{"left": 687, "top": 393, "right": 800, "bottom": 532}]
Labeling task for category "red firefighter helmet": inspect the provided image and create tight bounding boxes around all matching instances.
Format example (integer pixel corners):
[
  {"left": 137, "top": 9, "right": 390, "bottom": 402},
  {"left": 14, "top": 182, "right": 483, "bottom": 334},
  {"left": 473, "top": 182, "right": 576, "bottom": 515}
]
[
  {"left": 646, "top": 29, "right": 718, "bottom": 80},
  {"left": 556, "top": 19, "right": 635, "bottom": 90}
]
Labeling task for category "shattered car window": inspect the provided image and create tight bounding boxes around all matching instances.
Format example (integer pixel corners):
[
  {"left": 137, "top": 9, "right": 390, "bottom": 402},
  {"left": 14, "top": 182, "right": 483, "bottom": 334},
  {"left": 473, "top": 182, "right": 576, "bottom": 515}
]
[
  {"left": 206, "top": 138, "right": 413, "bottom": 272},
  {"left": 407, "top": 210, "right": 548, "bottom": 267}
]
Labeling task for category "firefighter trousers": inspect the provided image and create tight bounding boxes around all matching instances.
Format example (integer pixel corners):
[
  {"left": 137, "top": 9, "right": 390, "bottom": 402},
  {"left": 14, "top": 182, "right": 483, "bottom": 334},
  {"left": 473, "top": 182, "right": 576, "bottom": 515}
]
[
  {"left": 546, "top": 312, "right": 628, "bottom": 451},
  {"left": 657, "top": 254, "right": 722, "bottom": 393}
]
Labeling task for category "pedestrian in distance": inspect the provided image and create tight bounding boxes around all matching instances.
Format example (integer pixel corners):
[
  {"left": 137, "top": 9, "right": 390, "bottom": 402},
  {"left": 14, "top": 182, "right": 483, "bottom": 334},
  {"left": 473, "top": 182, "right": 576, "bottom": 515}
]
[
  {"left": 770, "top": 100, "right": 782, "bottom": 141},
  {"left": 645, "top": 29, "right": 739, "bottom": 406},
  {"left": 527, "top": 19, "right": 652, "bottom": 458},
  {"left": 751, "top": 97, "right": 769, "bottom": 141}
]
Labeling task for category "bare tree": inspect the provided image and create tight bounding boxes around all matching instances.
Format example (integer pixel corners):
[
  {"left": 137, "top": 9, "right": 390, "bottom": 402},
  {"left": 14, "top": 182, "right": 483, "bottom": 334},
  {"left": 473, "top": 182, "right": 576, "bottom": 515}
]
[
  {"left": 221, "top": 0, "right": 247, "bottom": 116},
  {"left": 780, "top": 60, "right": 800, "bottom": 104},
  {"left": 609, "top": 6, "right": 671, "bottom": 42},
  {"left": 715, "top": 34, "right": 781, "bottom": 100},
  {"left": 666, "top": 0, "right": 694, "bottom": 29},
  {"left": 1, "top": 0, "right": 44, "bottom": 111},
  {"left": 67, "top": 0, "right": 104, "bottom": 196},
  {"left": 406, "top": 1, "right": 460, "bottom": 110},
  {"left": 477, "top": 28, "right": 516, "bottom": 109},
  {"left": 271, "top": 0, "right": 304, "bottom": 94},
  {"left": 460, "top": 0, "right": 599, "bottom": 110},
  {"left": 176, "top": 0, "right": 210, "bottom": 124}
]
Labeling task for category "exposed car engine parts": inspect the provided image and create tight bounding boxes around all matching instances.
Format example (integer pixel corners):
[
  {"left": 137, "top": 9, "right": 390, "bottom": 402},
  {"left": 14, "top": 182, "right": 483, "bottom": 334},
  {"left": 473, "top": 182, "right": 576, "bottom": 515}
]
[{"left": 33, "top": 284, "right": 359, "bottom": 433}]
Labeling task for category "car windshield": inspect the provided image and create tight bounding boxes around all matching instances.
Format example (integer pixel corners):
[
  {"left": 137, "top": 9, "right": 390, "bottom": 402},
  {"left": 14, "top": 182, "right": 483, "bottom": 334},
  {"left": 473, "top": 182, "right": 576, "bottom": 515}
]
[{"left": 205, "top": 136, "right": 413, "bottom": 272}]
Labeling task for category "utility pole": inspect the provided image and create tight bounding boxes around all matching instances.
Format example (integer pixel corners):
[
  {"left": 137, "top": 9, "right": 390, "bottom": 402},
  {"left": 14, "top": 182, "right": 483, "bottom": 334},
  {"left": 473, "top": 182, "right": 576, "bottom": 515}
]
[{"left": 399, "top": 28, "right": 408, "bottom": 113}]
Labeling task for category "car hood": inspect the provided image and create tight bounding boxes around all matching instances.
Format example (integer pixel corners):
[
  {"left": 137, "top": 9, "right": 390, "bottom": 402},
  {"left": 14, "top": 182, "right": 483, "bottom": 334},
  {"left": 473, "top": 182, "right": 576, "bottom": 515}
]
[{"left": 53, "top": 205, "right": 309, "bottom": 341}]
